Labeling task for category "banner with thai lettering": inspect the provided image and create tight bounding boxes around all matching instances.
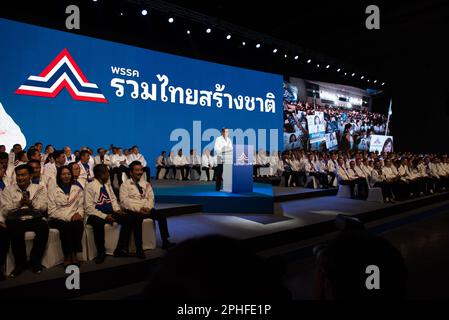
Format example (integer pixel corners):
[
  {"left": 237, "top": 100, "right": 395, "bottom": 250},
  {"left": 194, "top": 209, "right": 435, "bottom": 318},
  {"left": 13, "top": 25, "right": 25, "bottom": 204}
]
[{"left": 0, "top": 18, "right": 283, "bottom": 164}]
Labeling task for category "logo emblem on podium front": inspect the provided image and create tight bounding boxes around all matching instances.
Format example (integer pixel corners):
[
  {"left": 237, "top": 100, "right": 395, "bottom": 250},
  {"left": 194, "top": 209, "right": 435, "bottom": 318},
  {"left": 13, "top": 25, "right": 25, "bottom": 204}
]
[{"left": 236, "top": 152, "right": 249, "bottom": 165}]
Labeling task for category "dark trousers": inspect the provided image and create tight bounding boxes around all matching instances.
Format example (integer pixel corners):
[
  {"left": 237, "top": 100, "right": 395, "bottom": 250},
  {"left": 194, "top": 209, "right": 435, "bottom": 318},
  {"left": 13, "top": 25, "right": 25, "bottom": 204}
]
[
  {"left": 112, "top": 166, "right": 129, "bottom": 185},
  {"left": 122, "top": 209, "right": 171, "bottom": 251},
  {"left": 6, "top": 218, "right": 49, "bottom": 268},
  {"left": 176, "top": 165, "right": 189, "bottom": 180},
  {"left": 87, "top": 214, "right": 132, "bottom": 255},
  {"left": 156, "top": 165, "right": 165, "bottom": 179},
  {"left": 202, "top": 166, "right": 211, "bottom": 181},
  {"left": 326, "top": 172, "right": 336, "bottom": 187},
  {"left": 341, "top": 177, "right": 368, "bottom": 199},
  {"left": 253, "top": 164, "right": 262, "bottom": 177},
  {"left": 215, "top": 163, "right": 223, "bottom": 191},
  {"left": 308, "top": 172, "right": 329, "bottom": 188},
  {"left": 390, "top": 179, "right": 410, "bottom": 200},
  {"left": 191, "top": 165, "right": 201, "bottom": 179},
  {"left": 374, "top": 181, "right": 394, "bottom": 200},
  {"left": 164, "top": 165, "right": 176, "bottom": 179},
  {"left": 0, "top": 227, "right": 9, "bottom": 273},
  {"left": 49, "top": 219, "right": 84, "bottom": 256}
]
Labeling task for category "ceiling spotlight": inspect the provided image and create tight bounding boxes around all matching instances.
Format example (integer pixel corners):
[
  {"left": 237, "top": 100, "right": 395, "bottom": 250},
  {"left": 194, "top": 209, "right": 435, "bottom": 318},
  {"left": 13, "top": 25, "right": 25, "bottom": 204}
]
[
  {"left": 284, "top": 54, "right": 288, "bottom": 58},
  {"left": 294, "top": 55, "right": 299, "bottom": 60},
  {"left": 361, "top": 76, "right": 365, "bottom": 79},
  {"left": 337, "top": 68, "right": 341, "bottom": 72},
  {"left": 226, "top": 34, "right": 231, "bottom": 40},
  {"left": 316, "top": 64, "right": 320, "bottom": 68},
  {"left": 307, "top": 59, "right": 311, "bottom": 63},
  {"left": 373, "top": 80, "right": 377, "bottom": 83},
  {"left": 352, "top": 73, "right": 355, "bottom": 77},
  {"left": 120, "top": 12, "right": 123, "bottom": 16},
  {"left": 242, "top": 41, "right": 246, "bottom": 46},
  {"left": 168, "top": 17, "right": 174, "bottom": 23},
  {"left": 141, "top": 9, "right": 148, "bottom": 16},
  {"left": 206, "top": 28, "right": 211, "bottom": 33},
  {"left": 256, "top": 43, "right": 261, "bottom": 48},
  {"left": 326, "top": 64, "right": 330, "bottom": 69},
  {"left": 273, "top": 48, "right": 278, "bottom": 53},
  {"left": 382, "top": 82, "right": 385, "bottom": 86},
  {"left": 186, "top": 30, "right": 191, "bottom": 35},
  {"left": 344, "top": 72, "right": 347, "bottom": 76},
  {"left": 367, "top": 79, "right": 370, "bottom": 82}
]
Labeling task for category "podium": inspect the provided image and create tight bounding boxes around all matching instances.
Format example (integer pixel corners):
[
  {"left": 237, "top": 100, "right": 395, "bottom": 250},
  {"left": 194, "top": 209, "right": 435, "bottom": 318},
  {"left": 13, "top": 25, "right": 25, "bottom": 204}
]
[{"left": 222, "top": 144, "right": 254, "bottom": 193}]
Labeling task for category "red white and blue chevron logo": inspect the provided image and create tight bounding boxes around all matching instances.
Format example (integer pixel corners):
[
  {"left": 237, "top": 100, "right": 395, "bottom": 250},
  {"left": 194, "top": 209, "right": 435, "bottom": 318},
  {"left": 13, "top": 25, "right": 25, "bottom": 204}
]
[{"left": 15, "top": 48, "right": 107, "bottom": 103}]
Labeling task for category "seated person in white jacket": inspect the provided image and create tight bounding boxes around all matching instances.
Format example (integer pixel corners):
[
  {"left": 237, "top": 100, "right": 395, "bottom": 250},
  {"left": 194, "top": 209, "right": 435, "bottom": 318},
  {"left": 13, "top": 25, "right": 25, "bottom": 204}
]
[
  {"left": 174, "top": 149, "right": 189, "bottom": 180},
  {"left": 111, "top": 147, "right": 129, "bottom": 185},
  {"left": 43, "top": 150, "right": 67, "bottom": 181},
  {"left": 201, "top": 149, "right": 214, "bottom": 181},
  {"left": 164, "top": 151, "right": 177, "bottom": 179},
  {"left": 48, "top": 166, "right": 84, "bottom": 267},
  {"left": 127, "top": 146, "right": 151, "bottom": 183},
  {"left": 77, "top": 150, "right": 94, "bottom": 186},
  {"left": 0, "top": 165, "right": 9, "bottom": 281},
  {"left": 189, "top": 149, "right": 202, "bottom": 179},
  {"left": 1, "top": 164, "right": 49, "bottom": 277},
  {"left": 155, "top": 151, "right": 167, "bottom": 180},
  {"left": 304, "top": 153, "right": 330, "bottom": 188},
  {"left": 64, "top": 146, "right": 76, "bottom": 165},
  {"left": 120, "top": 161, "right": 175, "bottom": 255},
  {"left": 369, "top": 161, "right": 394, "bottom": 202},
  {"left": 28, "top": 159, "right": 55, "bottom": 191},
  {"left": 84, "top": 164, "right": 132, "bottom": 264}
]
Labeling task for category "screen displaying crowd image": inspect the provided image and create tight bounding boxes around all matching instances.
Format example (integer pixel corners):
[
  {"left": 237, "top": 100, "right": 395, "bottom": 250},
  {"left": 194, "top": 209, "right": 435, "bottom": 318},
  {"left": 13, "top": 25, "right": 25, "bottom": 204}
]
[{"left": 283, "top": 79, "right": 392, "bottom": 152}]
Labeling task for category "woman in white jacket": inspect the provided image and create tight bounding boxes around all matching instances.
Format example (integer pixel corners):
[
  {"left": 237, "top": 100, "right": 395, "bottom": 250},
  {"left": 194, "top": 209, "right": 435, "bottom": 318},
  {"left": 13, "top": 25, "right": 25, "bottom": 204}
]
[{"left": 48, "top": 166, "right": 84, "bottom": 267}]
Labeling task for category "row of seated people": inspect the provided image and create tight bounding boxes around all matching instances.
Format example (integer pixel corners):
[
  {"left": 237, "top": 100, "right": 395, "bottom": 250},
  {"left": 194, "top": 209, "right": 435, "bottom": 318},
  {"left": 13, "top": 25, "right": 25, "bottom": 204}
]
[
  {"left": 155, "top": 149, "right": 286, "bottom": 181},
  {"left": 0, "top": 159, "right": 175, "bottom": 281},
  {"left": 2, "top": 143, "right": 152, "bottom": 188},
  {"left": 281, "top": 149, "right": 449, "bottom": 201}
]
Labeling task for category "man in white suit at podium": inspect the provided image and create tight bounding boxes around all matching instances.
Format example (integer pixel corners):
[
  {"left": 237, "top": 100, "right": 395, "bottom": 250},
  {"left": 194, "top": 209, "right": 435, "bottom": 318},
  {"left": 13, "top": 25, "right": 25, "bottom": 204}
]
[{"left": 214, "top": 128, "right": 233, "bottom": 191}]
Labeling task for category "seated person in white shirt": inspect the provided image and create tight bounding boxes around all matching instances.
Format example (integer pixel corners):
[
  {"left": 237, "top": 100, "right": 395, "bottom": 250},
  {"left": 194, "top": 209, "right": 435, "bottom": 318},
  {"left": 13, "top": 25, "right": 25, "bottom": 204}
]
[
  {"left": 304, "top": 153, "right": 330, "bottom": 188},
  {"left": 15, "top": 150, "right": 28, "bottom": 167},
  {"left": 2, "top": 164, "right": 49, "bottom": 277},
  {"left": 174, "top": 149, "right": 189, "bottom": 181},
  {"left": 78, "top": 150, "right": 94, "bottom": 186},
  {"left": 337, "top": 158, "right": 362, "bottom": 199},
  {"left": 164, "top": 151, "right": 177, "bottom": 179},
  {"left": 43, "top": 150, "right": 66, "bottom": 181},
  {"left": 155, "top": 151, "right": 168, "bottom": 180},
  {"left": 201, "top": 149, "right": 214, "bottom": 181},
  {"left": 68, "top": 162, "right": 85, "bottom": 190},
  {"left": 321, "top": 153, "right": 337, "bottom": 187},
  {"left": 111, "top": 147, "right": 129, "bottom": 185},
  {"left": 48, "top": 166, "right": 84, "bottom": 267},
  {"left": 84, "top": 164, "right": 133, "bottom": 264},
  {"left": 128, "top": 146, "right": 151, "bottom": 183},
  {"left": 27, "top": 147, "right": 42, "bottom": 162},
  {"left": 348, "top": 160, "right": 369, "bottom": 199},
  {"left": 189, "top": 149, "right": 202, "bottom": 179},
  {"left": 0, "top": 169, "right": 9, "bottom": 281},
  {"left": 383, "top": 159, "right": 409, "bottom": 200},
  {"left": 120, "top": 161, "right": 176, "bottom": 255},
  {"left": 369, "top": 161, "right": 394, "bottom": 202},
  {"left": 64, "top": 146, "right": 75, "bottom": 165},
  {"left": 28, "top": 159, "right": 54, "bottom": 191}
]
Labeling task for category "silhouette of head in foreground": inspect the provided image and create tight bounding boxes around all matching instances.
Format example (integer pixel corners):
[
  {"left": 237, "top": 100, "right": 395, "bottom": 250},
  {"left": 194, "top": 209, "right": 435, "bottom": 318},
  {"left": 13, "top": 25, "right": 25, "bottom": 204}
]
[{"left": 144, "top": 235, "right": 291, "bottom": 300}]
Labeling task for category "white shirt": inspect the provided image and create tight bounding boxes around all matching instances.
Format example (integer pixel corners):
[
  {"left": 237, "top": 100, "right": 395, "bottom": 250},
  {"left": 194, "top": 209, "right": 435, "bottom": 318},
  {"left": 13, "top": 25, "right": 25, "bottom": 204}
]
[
  {"left": 84, "top": 179, "right": 121, "bottom": 220},
  {"left": 111, "top": 154, "right": 128, "bottom": 168},
  {"left": 65, "top": 154, "right": 76, "bottom": 165},
  {"left": 354, "top": 165, "right": 367, "bottom": 178},
  {"left": 189, "top": 154, "right": 202, "bottom": 166},
  {"left": 202, "top": 154, "right": 213, "bottom": 167},
  {"left": 127, "top": 153, "right": 147, "bottom": 167},
  {"left": 94, "top": 155, "right": 112, "bottom": 167},
  {"left": 167, "top": 156, "right": 176, "bottom": 166},
  {"left": 119, "top": 178, "right": 155, "bottom": 212},
  {"left": 337, "top": 166, "right": 351, "bottom": 181},
  {"left": 174, "top": 155, "right": 188, "bottom": 166},
  {"left": 382, "top": 166, "right": 397, "bottom": 180},
  {"left": 0, "top": 183, "right": 47, "bottom": 220},
  {"left": 78, "top": 161, "right": 94, "bottom": 186},
  {"left": 156, "top": 155, "right": 167, "bottom": 167},
  {"left": 369, "top": 169, "right": 386, "bottom": 188},
  {"left": 48, "top": 184, "right": 84, "bottom": 221},
  {"left": 214, "top": 135, "right": 233, "bottom": 164},
  {"left": 43, "top": 162, "right": 59, "bottom": 181}
]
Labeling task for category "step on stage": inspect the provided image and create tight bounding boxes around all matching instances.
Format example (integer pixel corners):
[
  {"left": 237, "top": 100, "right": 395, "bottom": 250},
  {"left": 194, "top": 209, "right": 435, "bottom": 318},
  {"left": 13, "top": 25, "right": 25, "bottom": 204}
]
[{"left": 1, "top": 178, "right": 448, "bottom": 299}]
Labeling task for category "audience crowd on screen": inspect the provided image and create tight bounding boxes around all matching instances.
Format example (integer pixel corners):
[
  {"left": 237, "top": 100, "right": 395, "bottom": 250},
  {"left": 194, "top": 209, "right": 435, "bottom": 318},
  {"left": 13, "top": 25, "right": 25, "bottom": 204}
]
[{"left": 283, "top": 100, "right": 390, "bottom": 152}]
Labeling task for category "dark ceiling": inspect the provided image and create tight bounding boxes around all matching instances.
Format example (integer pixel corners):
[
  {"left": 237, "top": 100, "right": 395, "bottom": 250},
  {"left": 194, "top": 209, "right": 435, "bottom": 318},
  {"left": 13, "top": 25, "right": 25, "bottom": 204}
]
[{"left": 1, "top": 0, "right": 449, "bottom": 152}]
